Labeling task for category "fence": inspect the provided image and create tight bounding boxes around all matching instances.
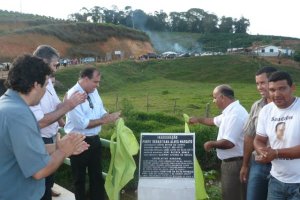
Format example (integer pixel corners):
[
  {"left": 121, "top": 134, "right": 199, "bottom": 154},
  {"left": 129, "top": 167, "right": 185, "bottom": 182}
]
[{"left": 108, "top": 94, "right": 212, "bottom": 117}]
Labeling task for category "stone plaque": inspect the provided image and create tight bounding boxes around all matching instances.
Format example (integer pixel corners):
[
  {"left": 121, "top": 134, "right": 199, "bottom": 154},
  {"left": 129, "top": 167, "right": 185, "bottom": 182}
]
[{"left": 139, "top": 133, "right": 194, "bottom": 178}]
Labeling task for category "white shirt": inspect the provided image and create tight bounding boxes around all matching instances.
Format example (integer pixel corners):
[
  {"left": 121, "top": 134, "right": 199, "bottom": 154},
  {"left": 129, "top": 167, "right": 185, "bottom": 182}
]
[
  {"left": 213, "top": 100, "right": 248, "bottom": 160},
  {"left": 257, "top": 97, "right": 300, "bottom": 183},
  {"left": 30, "top": 80, "right": 61, "bottom": 138},
  {"left": 64, "top": 82, "right": 107, "bottom": 136}
]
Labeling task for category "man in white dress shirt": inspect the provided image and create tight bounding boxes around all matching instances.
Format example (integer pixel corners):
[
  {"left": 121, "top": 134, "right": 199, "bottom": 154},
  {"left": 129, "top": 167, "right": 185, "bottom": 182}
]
[
  {"left": 30, "top": 45, "right": 87, "bottom": 199},
  {"left": 189, "top": 84, "right": 248, "bottom": 200},
  {"left": 65, "top": 67, "right": 121, "bottom": 200}
]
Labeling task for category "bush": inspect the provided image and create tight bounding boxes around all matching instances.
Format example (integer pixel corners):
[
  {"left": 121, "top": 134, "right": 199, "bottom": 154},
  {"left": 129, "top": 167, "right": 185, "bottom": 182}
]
[{"left": 294, "top": 51, "right": 300, "bottom": 62}]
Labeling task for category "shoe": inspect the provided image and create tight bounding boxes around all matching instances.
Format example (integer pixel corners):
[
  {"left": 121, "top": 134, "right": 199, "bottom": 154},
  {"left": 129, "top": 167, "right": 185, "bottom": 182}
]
[{"left": 51, "top": 188, "right": 61, "bottom": 197}]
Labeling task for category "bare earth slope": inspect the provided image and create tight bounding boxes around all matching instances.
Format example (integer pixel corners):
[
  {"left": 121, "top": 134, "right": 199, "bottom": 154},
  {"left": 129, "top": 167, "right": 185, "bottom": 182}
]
[{"left": 0, "top": 32, "right": 154, "bottom": 61}]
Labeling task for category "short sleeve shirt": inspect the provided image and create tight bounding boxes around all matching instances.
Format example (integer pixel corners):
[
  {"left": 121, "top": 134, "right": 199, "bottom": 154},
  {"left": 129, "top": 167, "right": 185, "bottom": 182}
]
[
  {"left": 213, "top": 100, "right": 248, "bottom": 160},
  {"left": 257, "top": 98, "right": 300, "bottom": 183},
  {"left": 243, "top": 98, "right": 267, "bottom": 137}
]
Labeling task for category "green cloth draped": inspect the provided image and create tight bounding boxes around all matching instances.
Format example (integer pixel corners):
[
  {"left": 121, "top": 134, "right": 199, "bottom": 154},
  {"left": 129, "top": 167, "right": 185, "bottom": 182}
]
[
  {"left": 183, "top": 114, "right": 209, "bottom": 200},
  {"left": 105, "top": 118, "right": 139, "bottom": 200}
]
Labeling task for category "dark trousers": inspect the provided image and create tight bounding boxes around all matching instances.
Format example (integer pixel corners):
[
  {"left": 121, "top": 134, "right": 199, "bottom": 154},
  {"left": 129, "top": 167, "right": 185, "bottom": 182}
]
[
  {"left": 221, "top": 159, "right": 246, "bottom": 200},
  {"left": 70, "top": 135, "right": 105, "bottom": 200},
  {"left": 41, "top": 137, "right": 55, "bottom": 200}
]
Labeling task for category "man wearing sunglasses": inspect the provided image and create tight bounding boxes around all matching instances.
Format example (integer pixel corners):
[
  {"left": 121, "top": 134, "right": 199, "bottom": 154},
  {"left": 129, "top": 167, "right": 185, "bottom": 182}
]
[{"left": 65, "top": 67, "right": 121, "bottom": 200}]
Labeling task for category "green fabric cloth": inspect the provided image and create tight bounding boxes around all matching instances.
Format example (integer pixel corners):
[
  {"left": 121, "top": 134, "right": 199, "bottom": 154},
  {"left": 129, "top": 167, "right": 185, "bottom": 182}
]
[
  {"left": 105, "top": 118, "right": 139, "bottom": 200},
  {"left": 183, "top": 114, "right": 209, "bottom": 200}
]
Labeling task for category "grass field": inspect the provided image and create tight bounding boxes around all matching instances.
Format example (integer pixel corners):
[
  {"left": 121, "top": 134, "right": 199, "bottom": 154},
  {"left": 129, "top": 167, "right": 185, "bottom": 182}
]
[{"left": 56, "top": 55, "right": 300, "bottom": 117}]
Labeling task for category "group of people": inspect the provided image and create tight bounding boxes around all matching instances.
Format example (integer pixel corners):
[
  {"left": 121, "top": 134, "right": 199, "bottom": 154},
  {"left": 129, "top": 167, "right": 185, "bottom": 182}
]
[
  {"left": 1, "top": 44, "right": 299, "bottom": 200},
  {"left": 189, "top": 67, "right": 300, "bottom": 200},
  {"left": 0, "top": 45, "right": 120, "bottom": 200}
]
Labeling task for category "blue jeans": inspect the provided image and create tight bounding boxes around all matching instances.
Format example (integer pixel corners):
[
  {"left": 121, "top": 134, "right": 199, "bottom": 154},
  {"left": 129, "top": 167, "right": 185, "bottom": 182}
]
[
  {"left": 268, "top": 176, "right": 300, "bottom": 200},
  {"left": 247, "top": 158, "right": 271, "bottom": 200}
]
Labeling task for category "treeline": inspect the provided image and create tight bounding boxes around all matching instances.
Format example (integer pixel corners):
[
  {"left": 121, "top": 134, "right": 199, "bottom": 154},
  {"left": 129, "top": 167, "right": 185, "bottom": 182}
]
[{"left": 68, "top": 6, "right": 250, "bottom": 34}]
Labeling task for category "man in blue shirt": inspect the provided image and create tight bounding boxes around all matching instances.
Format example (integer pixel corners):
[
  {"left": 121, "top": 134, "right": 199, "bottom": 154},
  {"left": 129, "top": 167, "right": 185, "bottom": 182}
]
[{"left": 0, "top": 54, "right": 88, "bottom": 200}]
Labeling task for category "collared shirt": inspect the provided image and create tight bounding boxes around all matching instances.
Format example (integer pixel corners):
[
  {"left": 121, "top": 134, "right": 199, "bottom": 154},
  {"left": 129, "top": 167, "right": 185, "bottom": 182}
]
[
  {"left": 213, "top": 100, "right": 248, "bottom": 160},
  {"left": 64, "top": 82, "right": 107, "bottom": 136},
  {"left": 30, "top": 80, "right": 61, "bottom": 138},
  {"left": 244, "top": 98, "right": 267, "bottom": 137},
  {"left": 0, "top": 89, "right": 50, "bottom": 199}
]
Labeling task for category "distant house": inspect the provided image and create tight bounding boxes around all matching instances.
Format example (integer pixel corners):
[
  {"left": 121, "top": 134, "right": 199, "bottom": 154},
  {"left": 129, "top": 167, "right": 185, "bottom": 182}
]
[{"left": 253, "top": 45, "right": 294, "bottom": 57}]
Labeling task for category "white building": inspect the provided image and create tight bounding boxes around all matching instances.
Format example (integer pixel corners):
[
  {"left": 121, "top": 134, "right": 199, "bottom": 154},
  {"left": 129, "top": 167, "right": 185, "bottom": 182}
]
[{"left": 253, "top": 45, "right": 294, "bottom": 57}]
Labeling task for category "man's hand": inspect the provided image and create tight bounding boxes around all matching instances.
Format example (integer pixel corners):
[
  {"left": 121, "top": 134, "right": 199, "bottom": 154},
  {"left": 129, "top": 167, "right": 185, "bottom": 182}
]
[
  {"left": 255, "top": 147, "right": 276, "bottom": 163},
  {"left": 63, "top": 91, "right": 87, "bottom": 110},
  {"left": 240, "top": 165, "right": 249, "bottom": 183},
  {"left": 188, "top": 117, "right": 199, "bottom": 124},
  {"left": 102, "top": 111, "right": 121, "bottom": 124},
  {"left": 204, "top": 141, "right": 214, "bottom": 152},
  {"left": 56, "top": 133, "right": 89, "bottom": 157}
]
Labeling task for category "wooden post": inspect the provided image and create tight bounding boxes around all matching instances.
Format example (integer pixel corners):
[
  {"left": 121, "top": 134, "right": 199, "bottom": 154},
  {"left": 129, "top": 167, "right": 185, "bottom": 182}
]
[
  {"left": 147, "top": 94, "right": 149, "bottom": 112},
  {"left": 171, "top": 98, "right": 179, "bottom": 114},
  {"left": 205, "top": 103, "right": 210, "bottom": 117},
  {"left": 115, "top": 93, "right": 118, "bottom": 111}
]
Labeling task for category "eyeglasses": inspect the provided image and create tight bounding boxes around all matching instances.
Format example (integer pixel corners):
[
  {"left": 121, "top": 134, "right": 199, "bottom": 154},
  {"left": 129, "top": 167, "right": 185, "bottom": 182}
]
[{"left": 87, "top": 95, "right": 94, "bottom": 109}]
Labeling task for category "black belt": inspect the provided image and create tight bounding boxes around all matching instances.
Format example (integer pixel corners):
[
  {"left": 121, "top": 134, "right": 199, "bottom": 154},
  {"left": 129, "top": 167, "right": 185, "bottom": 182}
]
[
  {"left": 85, "top": 135, "right": 99, "bottom": 140},
  {"left": 223, "top": 156, "right": 243, "bottom": 162}
]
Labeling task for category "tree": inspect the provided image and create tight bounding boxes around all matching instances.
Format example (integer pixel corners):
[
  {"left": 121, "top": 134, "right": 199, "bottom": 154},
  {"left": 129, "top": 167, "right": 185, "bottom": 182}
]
[
  {"left": 68, "top": 7, "right": 90, "bottom": 22},
  {"left": 145, "top": 10, "right": 168, "bottom": 31},
  {"left": 234, "top": 17, "right": 250, "bottom": 33},
  {"left": 202, "top": 13, "right": 218, "bottom": 33},
  {"left": 219, "top": 16, "right": 234, "bottom": 33},
  {"left": 122, "top": 6, "right": 134, "bottom": 28},
  {"left": 169, "top": 12, "right": 188, "bottom": 32},
  {"left": 185, "top": 8, "right": 207, "bottom": 33},
  {"left": 131, "top": 9, "right": 148, "bottom": 30},
  {"left": 90, "top": 6, "right": 105, "bottom": 23}
]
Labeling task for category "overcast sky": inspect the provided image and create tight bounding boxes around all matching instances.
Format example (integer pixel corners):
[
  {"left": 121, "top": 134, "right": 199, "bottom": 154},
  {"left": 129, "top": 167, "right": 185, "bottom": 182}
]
[{"left": 1, "top": 0, "right": 299, "bottom": 39}]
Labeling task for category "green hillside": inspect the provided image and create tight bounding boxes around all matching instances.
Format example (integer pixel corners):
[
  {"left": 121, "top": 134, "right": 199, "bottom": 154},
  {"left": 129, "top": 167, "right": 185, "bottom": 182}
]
[{"left": 56, "top": 55, "right": 300, "bottom": 117}]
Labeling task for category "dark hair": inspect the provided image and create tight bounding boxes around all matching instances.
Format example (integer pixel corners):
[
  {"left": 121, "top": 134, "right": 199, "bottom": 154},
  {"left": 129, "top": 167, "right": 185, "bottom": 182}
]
[
  {"left": 217, "top": 84, "right": 235, "bottom": 99},
  {"left": 5, "top": 54, "right": 51, "bottom": 94},
  {"left": 275, "top": 122, "right": 285, "bottom": 131},
  {"left": 268, "top": 71, "right": 293, "bottom": 86},
  {"left": 256, "top": 66, "right": 277, "bottom": 78},
  {"left": 79, "top": 67, "right": 100, "bottom": 79},
  {"left": 33, "top": 45, "right": 60, "bottom": 64}
]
